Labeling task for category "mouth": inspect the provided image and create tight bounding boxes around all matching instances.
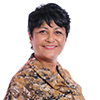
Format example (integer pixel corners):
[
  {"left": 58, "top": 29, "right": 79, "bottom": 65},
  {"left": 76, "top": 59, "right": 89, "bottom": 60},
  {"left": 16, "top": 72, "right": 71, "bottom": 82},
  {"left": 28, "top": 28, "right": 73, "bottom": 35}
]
[{"left": 43, "top": 45, "right": 57, "bottom": 49}]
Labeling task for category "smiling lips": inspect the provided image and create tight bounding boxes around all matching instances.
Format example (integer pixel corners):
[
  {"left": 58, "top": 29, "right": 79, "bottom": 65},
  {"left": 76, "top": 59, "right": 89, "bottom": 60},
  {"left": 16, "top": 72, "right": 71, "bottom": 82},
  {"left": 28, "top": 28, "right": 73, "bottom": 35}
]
[{"left": 43, "top": 45, "right": 57, "bottom": 49}]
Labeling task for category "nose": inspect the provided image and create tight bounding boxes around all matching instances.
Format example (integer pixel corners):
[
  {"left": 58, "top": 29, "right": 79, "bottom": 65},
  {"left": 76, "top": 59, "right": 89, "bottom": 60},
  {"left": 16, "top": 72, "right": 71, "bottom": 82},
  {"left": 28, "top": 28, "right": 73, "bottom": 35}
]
[{"left": 46, "top": 33, "right": 55, "bottom": 43}]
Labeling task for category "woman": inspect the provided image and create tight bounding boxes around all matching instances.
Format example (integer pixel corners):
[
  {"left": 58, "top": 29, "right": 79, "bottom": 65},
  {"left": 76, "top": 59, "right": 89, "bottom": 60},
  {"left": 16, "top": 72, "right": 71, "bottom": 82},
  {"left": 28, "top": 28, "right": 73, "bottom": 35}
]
[{"left": 4, "top": 3, "right": 85, "bottom": 100}]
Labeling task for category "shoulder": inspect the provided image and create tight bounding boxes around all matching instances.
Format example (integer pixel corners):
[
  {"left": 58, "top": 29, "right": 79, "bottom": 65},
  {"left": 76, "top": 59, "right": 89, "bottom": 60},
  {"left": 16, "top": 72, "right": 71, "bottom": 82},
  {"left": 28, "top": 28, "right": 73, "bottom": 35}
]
[
  {"left": 64, "top": 68, "right": 82, "bottom": 88},
  {"left": 10, "top": 58, "right": 38, "bottom": 86},
  {"left": 63, "top": 68, "right": 72, "bottom": 77},
  {"left": 63, "top": 68, "right": 85, "bottom": 99},
  {"left": 4, "top": 59, "right": 37, "bottom": 100}
]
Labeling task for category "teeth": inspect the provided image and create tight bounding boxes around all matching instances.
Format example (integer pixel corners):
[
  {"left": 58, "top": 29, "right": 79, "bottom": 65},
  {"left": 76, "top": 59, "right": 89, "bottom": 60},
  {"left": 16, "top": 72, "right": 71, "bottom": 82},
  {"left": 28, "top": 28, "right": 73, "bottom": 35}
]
[{"left": 44, "top": 46, "right": 56, "bottom": 48}]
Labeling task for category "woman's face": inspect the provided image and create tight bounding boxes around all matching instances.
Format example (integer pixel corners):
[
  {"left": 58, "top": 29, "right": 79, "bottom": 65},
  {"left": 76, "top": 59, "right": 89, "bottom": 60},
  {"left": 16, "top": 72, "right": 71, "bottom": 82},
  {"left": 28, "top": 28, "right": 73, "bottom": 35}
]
[{"left": 29, "top": 21, "right": 67, "bottom": 61}]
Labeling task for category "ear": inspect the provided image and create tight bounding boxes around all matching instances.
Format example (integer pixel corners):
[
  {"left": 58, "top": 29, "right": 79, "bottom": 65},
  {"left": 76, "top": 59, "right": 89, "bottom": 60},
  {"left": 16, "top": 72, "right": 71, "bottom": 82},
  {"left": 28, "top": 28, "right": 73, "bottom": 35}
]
[
  {"left": 28, "top": 32, "right": 32, "bottom": 44},
  {"left": 65, "top": 37, "right": 67, "bottom": 43}
]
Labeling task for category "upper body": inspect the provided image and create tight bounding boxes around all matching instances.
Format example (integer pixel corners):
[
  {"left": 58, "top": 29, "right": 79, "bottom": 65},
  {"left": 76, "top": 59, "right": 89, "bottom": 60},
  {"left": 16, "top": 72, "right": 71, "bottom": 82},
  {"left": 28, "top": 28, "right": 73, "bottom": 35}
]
[
  {"left": 4, "top": 53, "right": 85, "bottom": 100},
  {"left": 4, "top": 3, "right": 85, "bottom": 100}
]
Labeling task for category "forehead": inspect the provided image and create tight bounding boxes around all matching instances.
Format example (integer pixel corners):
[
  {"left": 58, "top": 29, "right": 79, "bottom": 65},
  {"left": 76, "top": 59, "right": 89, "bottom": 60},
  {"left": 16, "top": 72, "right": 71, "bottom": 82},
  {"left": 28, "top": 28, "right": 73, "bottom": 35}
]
[
  {"left": 41, "top": 21, "right": 57, "bottom": 27},
  {"left": 39, "top": 21, "right": 65, "bottom": 31}
]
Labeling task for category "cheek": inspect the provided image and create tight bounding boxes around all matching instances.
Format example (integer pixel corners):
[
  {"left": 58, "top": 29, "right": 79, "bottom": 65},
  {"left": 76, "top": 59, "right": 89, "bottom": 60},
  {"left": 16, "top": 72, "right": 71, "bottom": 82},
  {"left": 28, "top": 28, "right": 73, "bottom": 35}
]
[
  {"left": 58, "top": 37, "right": 66, "bottom": 46},
  {"left": 33, "top": 35, "right": 45, "bottom": 46}
]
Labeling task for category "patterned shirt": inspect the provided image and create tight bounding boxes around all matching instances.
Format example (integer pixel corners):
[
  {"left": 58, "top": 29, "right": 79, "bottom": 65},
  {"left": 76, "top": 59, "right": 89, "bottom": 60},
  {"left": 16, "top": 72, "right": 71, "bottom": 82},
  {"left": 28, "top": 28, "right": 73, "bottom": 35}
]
[{"left": 4, "top": 53, "right": 85, "bottom": 100}]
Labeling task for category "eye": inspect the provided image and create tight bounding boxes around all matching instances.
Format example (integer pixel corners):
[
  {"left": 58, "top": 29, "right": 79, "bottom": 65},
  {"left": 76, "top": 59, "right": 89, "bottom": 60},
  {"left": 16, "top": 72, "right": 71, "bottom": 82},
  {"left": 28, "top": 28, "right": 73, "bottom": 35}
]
[
  {"left": 39, "top": 30, "right": 46, "bottom": 33},
  {"left": 55, "top": 31, "right": 63, "bottom": 35},
  {"left": 39, "top": 30, "right": 46, "bottom": 34}
]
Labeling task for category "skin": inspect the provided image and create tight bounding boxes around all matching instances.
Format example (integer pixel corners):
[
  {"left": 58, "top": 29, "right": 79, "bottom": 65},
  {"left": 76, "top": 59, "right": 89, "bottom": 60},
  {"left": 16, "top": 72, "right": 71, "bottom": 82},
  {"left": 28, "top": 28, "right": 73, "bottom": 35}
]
[{"left": 28, "top": 21, "right": 67, "bottom": 72}]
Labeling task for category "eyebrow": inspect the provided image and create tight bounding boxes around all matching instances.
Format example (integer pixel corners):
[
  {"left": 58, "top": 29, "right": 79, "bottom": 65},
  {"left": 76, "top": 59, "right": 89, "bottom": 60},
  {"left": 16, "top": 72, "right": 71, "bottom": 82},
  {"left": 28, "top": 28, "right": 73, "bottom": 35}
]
[
  {"left": 55, "top": 27, "right": 63, "bottom": 30},
  {"left": 39, "top": 27, "right": 64, "bottom": 31},
  {"left": 39, "top": 27, "right": 48, "bottom": 29}
]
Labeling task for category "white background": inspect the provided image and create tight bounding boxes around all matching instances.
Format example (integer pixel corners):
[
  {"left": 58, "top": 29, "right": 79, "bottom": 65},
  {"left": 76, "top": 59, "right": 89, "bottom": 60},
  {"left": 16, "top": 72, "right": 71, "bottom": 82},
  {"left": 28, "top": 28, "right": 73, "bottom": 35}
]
[{"left": 0, "top": 0, "right": 100, "bottom": 100}]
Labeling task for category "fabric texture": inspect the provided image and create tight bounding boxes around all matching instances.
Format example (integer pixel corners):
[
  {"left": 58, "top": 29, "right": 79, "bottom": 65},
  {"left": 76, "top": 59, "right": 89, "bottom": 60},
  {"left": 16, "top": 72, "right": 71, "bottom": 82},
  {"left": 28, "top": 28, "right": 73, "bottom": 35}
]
[{"left": 4, "top": 53, "right": 85, "bottom": 100}]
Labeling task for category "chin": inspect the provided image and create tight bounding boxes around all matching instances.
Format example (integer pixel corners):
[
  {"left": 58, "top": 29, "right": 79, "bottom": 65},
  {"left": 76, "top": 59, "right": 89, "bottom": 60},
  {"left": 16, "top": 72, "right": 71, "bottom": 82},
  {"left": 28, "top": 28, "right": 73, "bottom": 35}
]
[{"left": 43, "top": 53, "right": 58, "bottom": 60}]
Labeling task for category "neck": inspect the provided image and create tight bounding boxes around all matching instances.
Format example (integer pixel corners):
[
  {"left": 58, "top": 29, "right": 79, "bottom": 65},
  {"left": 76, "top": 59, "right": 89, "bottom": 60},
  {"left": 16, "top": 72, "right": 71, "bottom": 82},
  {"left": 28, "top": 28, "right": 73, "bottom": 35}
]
[
  {"left": 35, "top": 54, "right": 57, "bottom": 72},
  {"left": 41, "top": 60, "right": 57, "bottom": 72}
]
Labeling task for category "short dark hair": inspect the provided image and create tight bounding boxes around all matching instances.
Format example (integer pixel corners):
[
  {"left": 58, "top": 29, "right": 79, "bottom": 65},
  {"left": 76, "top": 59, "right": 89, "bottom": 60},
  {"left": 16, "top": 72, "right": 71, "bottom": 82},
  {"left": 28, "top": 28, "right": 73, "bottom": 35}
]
[{"left": 28, "top": 3, "right": 71, "bottom": 38}]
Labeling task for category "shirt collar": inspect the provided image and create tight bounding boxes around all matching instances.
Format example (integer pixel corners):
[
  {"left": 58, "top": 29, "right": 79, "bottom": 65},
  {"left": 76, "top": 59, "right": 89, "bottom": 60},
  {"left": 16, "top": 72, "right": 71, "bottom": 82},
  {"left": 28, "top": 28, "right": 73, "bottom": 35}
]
[{"left": 28, "top": 53, "right": 74, "bottom": 92}]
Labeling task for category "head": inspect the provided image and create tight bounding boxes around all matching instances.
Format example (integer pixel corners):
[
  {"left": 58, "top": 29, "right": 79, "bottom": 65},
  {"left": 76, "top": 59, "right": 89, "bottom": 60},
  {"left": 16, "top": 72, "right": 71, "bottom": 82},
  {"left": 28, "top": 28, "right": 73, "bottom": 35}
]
[
  {"left": 28, "top": 3, "right": 71, "bottom": 61},
  {"left": 28, "top": 3, "right": 70, "bottom": 38}
]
